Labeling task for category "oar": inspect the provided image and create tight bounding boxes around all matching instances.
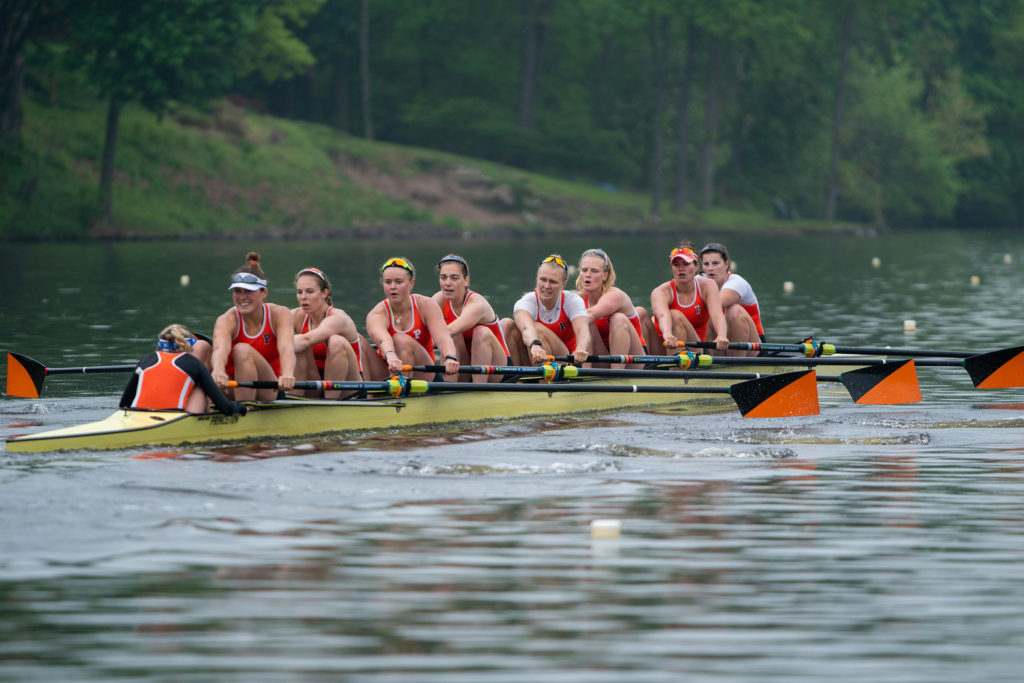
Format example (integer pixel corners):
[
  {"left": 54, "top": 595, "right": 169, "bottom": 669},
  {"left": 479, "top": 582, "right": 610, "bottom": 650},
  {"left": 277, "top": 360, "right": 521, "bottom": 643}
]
[
  {"left": 406, "top": 361, "right": 922, "bottom": 405},
  {"left": 553, "top": 348, "right": 1024, "bottom": 389},
  {"left": 685, "top": 339, "right": 1022, "bottom": 360},
  {"left": 6, "top": 334, "right": 215, "bottom": 399},
  {"left": 231, "top": 371, "right": 822, "bottom": 418},
  {"left": 6, "top": 352, "right": 135, "bottom": 399}
]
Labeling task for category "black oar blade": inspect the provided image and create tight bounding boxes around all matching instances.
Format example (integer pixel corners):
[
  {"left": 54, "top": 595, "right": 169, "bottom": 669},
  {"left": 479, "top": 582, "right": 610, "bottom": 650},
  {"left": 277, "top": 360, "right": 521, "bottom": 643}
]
[
  {"left": 6, "top": 353, "right": 46, "bottom": 399},
  {"left": 840, "top": 360, "right": 922, "bottom": 404},
  {"left": 965, "top": 346, "right": 1024, "bottom": 388},
  {"left": 731, "top": 370, "right": 819, "bottom": 418}
]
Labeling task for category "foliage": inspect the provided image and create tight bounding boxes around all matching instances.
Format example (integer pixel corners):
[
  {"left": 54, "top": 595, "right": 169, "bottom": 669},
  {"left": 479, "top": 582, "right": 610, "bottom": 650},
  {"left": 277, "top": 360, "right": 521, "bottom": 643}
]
[{"left": 7, "top": 0, "right": 1024, "bottom": 235}]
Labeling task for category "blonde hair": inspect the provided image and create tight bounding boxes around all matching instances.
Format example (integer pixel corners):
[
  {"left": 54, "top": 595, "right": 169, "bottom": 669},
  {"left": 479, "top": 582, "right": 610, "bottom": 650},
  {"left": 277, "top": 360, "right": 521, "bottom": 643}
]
[
  {"left": 575, "top": 248, "right": 616, "bottom": 294},
  {"left": 158, "top": 324, "right": 194, "bottom": 353}
]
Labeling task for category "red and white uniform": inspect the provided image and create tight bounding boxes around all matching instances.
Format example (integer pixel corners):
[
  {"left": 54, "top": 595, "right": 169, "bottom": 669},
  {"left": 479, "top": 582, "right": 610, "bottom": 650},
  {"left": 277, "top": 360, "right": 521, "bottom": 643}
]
[
  {"left": 225, "top": 303, "right": 281, "bottom": 377},
  {"left": 583, "top": 293, "right": 646, "bottom": 349},
  {"left": 384, "top": 296, "right": 433, "bottom": 355},
  {"left": 442, "top": 290, "right": 512, "bottom": 360},
  {"left": 513, "top": 290, "right": 587, "bottom": 352},
  {"left": 718, "top": 272, "right": 765, "bottom": 336},
  {"left": 300, "top": 306, "right": 363, "bottom": 373},
  {"left": 653, "top": 280, "right": 710, "bottom": 341}
]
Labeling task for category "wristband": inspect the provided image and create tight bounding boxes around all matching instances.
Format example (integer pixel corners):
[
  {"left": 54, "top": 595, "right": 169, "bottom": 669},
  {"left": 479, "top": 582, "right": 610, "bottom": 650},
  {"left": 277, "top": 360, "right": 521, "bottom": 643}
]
[
  {"left": 385, "top": 350, "right": 397, "bottom": 357},
  {"left": 530, "top": 339, "right": 543, "bottom": 348},
  {"left": 444, "top": 354, "right": 458, "bottom": 362}
]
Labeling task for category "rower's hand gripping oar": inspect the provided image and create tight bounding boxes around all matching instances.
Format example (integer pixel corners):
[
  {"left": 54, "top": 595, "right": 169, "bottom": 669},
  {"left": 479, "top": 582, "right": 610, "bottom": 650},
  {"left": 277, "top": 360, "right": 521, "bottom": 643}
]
[
  {"left": 406, "top": 360, "right": 922, "bottom": 405},
  {"left": 231, "top": 371, "right": 823, "bottom": 418}
]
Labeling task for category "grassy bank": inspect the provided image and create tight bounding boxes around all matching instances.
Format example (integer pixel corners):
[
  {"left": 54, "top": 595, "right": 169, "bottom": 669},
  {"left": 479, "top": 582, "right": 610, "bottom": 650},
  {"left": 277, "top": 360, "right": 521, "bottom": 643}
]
[{"left": 2, "top": 94, "right": 856, "bottom": 241}]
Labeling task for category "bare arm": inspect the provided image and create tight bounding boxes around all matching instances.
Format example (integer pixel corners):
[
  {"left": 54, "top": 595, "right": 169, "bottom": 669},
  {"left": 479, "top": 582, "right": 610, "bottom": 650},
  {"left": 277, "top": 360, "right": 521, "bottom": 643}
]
[
  {"left": 649, "top": 284, "right": 677, "bottom": 349},
  {"left": 569, "top": 315, "right": 591, "bottom": 363},
  {"left": 294, "top": 308, "right": 359, "bottom": 353},
  {"left": 210, "top": 310, "right": 238, "bottom": 387},
  {"left": 446, "top": 294, "right": 493, "bottom": 336},
  {"left": 270, "top": 304, "right": 296, "bottom": 389},
  {"left": 585, "top": 287, "right": 630, "bottom": 320},
  {"left": 699, "top": 279, "right": 729, "bottom": 351},
  {"left": 718, "top": 287, "right": 740, "bottom": 308}
]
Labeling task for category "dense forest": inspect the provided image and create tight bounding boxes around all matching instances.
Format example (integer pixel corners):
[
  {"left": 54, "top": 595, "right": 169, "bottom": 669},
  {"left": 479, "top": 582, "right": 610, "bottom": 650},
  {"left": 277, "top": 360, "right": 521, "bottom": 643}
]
[{"left": 2, "top": 0, "right": 1023, "bottom": 238}]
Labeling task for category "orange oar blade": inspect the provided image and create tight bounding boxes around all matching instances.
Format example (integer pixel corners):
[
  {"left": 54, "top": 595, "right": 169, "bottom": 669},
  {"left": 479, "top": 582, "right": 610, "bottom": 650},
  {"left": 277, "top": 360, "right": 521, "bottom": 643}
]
[
  {"left": 6, "top": 352, "right": 46, "bottom": 399},
  {"left": 965, "top": 346, "right": 1024, "bottom": 389},
  {"left": 731, "top": 370, "right": 819, "bottom": 418},
  {"left": 840, "top": 360, "right": 922, "bottom": 404}
]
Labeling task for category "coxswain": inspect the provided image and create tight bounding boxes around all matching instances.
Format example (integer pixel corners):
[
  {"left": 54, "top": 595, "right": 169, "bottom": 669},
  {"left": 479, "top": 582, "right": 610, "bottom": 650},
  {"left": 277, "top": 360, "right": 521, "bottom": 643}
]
[{"left": 120, "top": 324, "right": 246, "bottom": 415}]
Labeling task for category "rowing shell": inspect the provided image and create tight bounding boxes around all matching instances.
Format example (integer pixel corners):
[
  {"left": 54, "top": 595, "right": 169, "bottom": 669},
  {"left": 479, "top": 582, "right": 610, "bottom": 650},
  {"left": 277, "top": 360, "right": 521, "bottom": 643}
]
[{"left": 6, "top": 368, "right": 827, "bottom": 453}]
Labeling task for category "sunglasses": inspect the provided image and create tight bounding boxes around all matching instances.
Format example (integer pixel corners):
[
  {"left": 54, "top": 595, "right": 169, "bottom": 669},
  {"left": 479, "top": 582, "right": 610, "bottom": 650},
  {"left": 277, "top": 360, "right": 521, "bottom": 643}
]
[
  {"left": 670, "top": 247, "right": 697, "bottom": 262},
  {"left": 582, "top": 248, "right": 609, "bottom": 265},
  {"left": 230, "top": 272, "right": 268, "bottom": 287},
  {"left": 542, "top": 255, "right": 567, "bottom": 270},
  {"left": 297, "top": 266, "right": 327, "bottom": 281},
  {"left": 381, "top": 257, "right": 414, "bottom": 276}
]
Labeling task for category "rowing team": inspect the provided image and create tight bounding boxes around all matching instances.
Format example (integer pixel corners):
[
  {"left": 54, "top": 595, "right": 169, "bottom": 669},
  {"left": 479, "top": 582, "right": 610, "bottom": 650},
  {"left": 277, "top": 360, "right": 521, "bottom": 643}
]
[{"left": 120, "top": 242, "right": 766, "bottom": 415}]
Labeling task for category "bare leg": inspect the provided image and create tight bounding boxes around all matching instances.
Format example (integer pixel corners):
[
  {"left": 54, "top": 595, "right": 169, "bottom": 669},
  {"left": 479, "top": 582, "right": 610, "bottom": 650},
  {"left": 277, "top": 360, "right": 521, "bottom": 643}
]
[
  {"left": 232, "top": 344, "right": 278, "bottom": 402},
  {"left": 324, "top": 335, "right": 359, "bottom": 398},
  {"left": 470, "top": 326, "right": 508, "bottom": 383},
  {"left": 500, "top": 318, "right": 528, "bottom": 366}
]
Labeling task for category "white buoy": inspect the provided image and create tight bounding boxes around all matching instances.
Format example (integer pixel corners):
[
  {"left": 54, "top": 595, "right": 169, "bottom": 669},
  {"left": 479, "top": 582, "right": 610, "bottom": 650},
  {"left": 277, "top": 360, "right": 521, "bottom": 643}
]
[
  {"left": 590, "top": 519, "right": 621, "bottom": 539},
  {"left": 180, "top": 274, "right": 190, "bottom": 286},
  {"left": 970, "top": 275, "right": 980, "bottom": 286},
  {"left": 904, "top": 319, "right": 917, "bottom": 332},
  {"left": 871, "top": 256, "right": 881, "bottom": 268},
  {"left": 1004, "top": 254, "right": 1013, "bottom": 264},
  {"left": 783, "top": 281, "right": 795, "bottom": 293}
]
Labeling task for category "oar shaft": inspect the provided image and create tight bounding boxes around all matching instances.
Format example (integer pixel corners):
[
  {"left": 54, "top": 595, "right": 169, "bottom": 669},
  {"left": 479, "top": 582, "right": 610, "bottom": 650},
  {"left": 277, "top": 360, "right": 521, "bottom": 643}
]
[
  {"left": 44, "top": 364, "right": 135, "bottom": 375},
  {"left": 230, "top": 378, "right": 736, "bottom": 395},
  {"left": 409, "top": 363, "right": 844, "bottom": 383},
  {"left": 685, "top": 340, "right": 973, "bottom": 358}
]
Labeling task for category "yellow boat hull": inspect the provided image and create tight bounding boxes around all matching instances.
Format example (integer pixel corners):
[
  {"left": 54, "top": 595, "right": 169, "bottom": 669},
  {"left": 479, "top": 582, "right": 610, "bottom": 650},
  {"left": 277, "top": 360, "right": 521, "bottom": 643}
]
[{"left": 6, "top": 373, "right": 756, "bottom": 453}]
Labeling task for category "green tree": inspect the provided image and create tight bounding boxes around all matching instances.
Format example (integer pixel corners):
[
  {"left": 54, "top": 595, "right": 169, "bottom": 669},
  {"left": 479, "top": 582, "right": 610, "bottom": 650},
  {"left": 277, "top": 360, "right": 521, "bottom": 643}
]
[{"left": 68, "top": 0, "right": 319, "bottom": 221}]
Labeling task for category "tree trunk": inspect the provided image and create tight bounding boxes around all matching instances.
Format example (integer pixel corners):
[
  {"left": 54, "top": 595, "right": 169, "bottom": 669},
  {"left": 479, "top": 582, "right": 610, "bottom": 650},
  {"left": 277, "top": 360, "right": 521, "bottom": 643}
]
[
  {"left": 360, "top": 0, "right": 373, "bottom": 140},
  {"left": 306, "top": 66, "right": 319, "bottom": 122},
  {"left": 825, "top": 0, "right": 857, "bottom": 222},
  {"left": 649, "top": 14, "right": 668, "bottom": 218},
  {"left": 334, "top": 51, "right": 349, "bottom": 132},
  {"left": 518, "top": 0, "right": 550, "bottom": 131},
  {"left": 699, "top": 40, "right": 724, "bottom": 211},
  {"left": 99, "top": 98, "right": 121, "bottom": 220},
  {"left": 0, "top": 0, "right": 41, "bottom": 142},
  {"left": 672, "top": 22, "right": 696, "bottom": 213}
]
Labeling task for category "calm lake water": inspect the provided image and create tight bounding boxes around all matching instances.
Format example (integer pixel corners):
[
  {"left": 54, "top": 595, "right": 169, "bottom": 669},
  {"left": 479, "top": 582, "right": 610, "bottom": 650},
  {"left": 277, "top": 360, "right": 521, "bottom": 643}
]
[{"left": 2, "top": 229, "right": 1023, "bottom": 681}]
